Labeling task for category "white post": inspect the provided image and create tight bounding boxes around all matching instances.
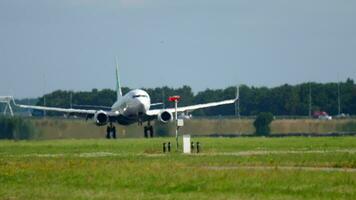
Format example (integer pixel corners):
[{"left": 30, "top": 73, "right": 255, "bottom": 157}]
[
  {"left": 175, "top": 100, "right": 178, "bottom": 150},
  {"left": 235, "top": 85, "right": 240, "bottom": 119},
  {"left": 183, "top": 134, "right": 191, "bottom": 154}
]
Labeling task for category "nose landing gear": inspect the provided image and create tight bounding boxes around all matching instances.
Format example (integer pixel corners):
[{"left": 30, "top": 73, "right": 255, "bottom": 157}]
[
  {"left": 144, "top": 121, "right": 154, "bottom": 138},
  {"left": 106, "top": 123, "right": 116, "bottom": 139}
]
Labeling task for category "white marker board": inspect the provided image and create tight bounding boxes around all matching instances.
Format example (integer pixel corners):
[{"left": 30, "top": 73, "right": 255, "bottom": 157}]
[{"left": 183, "top": 134, "right": 191, "bottom": 154}]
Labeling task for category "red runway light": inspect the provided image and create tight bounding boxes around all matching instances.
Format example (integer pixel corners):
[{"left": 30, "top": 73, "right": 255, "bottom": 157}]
[{"left": 168, "top": 96, "right": 181, "bottom": 102}]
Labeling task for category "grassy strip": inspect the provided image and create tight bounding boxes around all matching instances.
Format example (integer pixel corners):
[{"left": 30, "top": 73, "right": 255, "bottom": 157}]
[{"left": 0, "top": 137, "right": 355, "bottom": 199}]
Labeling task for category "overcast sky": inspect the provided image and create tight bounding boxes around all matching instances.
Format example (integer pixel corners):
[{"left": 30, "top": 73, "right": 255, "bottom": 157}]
[{"left": 0, "top": 0, "right": 355, "bottom": 98}]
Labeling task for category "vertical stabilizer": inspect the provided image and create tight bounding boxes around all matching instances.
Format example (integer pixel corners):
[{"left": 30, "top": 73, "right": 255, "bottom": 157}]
[{"left": 115, "top": 57, "right": 123, "bottom": 101}]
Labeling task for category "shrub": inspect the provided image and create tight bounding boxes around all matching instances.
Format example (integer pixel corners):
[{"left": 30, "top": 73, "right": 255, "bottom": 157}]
[
  {"left": 253, "top": 112, "right": 274, "bottom": 136},
  {"left": 0, "top": 117, "right": 37, "bottom": 140}
]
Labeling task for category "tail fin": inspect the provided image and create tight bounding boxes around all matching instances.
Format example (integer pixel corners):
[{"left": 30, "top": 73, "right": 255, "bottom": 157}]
[{"left": 115, "top": 57, "right": 123, "bottom": 101}]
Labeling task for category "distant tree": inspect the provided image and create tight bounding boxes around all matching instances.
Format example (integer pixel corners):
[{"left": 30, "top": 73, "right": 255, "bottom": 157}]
[
  {"left": 30, "top": 78, "right": 355, "bottom": 117},
  {"left": 253, "top": 112, "right": 274, "bottom": 136}
]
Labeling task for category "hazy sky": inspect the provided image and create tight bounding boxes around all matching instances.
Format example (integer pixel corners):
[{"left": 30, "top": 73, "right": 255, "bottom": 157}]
[{"left": 0, "top": 0, "right": 355, "bottom": 98}]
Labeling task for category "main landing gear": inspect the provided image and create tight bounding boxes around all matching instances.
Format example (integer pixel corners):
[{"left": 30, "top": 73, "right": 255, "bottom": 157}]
[
  {"left": 106, "top": 123, "right": 116, "bottom": 139},
  {"left": 144, "top": 121, "right": 154, "bottom": 138}
]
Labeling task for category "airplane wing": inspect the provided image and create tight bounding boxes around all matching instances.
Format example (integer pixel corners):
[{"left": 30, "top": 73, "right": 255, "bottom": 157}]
[
  {"left": 72, "top": 104, "right": 112, "bottom": 111},
  {"left": 147, "top": 87, "right": 239, "bottom": 116},
  {"left": 14, "top": 103, "right": 97, "bottom": 115},
  {"left": 12, "top": 98, "right": 99, "bottom": 115},
  {"left": 146, "top": 98, "right": 237, "bottom": 116}
]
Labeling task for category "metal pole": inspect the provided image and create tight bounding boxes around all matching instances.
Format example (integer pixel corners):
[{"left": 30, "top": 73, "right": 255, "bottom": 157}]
[
  {"left": 237, "top": 100, "right": 240, "bottom": 119},
  {"left": 8, "top": 102, "right": 14, "bottom": 117},
  {"left": 2, "top": 102, "right": 13, "bottom": 117},
  {"left": 3, "top": 104, "right": 8, "bottom": 115},
  {"left": 43, "top": 73, "right": 46, "bottom": 118},
  {"left": 234, "top": 100, "right": 237, "bottom": 117},
  {"left": 43, "top": 95, "right": 46, "bottom": 118},
  {"left": 162, "top": 90, "right": 165, "bottom": 109},
  {"left": 237, "top": 86, "right": 240, "bottom": 119},
  {"left": 175, "top": 100, "right": 178, "bottom": 150},
  {"left": 27, "top": 99, "right": 31, "bottom": 116},
  {"left": 308, "top": 82, "right": 312, "bottom": 118},
  {"left": 338, "top": 82, "right": 341, "bottom": 115},
  {"left": 70, "top": 92, "right": 73, "bottom": 109}
]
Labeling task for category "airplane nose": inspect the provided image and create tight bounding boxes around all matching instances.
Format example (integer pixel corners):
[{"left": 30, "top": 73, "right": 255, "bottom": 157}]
[{"left": 137, "top": 98, "right": 149, "bottom": 112}]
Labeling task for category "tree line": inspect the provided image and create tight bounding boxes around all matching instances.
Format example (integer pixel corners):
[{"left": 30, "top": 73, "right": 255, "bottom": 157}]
[{"left": 7, "top": 78, "right": 356, "bottom": 117}]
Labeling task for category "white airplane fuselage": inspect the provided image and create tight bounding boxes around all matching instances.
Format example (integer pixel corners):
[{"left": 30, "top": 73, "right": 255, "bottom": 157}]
[{"left": 111, "top": 89, "right": 151, "bottom": 120}]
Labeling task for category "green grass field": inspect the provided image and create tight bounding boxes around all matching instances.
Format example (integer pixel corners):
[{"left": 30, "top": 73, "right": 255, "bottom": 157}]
[{"left": 1, "top": 137, "right": 356, "bottom": 199}]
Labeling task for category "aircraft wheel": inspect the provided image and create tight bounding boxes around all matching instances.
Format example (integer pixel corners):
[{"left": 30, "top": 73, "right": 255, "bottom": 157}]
[
  {"left": 112, "top": 126, "right": 117, "bottom": 139},
  {"left": 144, "top": 126, "right": 148, "bottom": 138},
  {"left": 149, "top": 126, "right": 154, "bottom": 138},
  {"left": 106, "top": 126, "right": 111, "bottom": 139}
]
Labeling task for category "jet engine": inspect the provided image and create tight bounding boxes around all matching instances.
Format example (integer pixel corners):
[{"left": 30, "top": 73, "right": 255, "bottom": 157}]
[
  {"left": 94, "top": 111, "right": 109, "bottom": 126},
  {"left": 158, "top": 111, "right": 173, "bottom": 123}
]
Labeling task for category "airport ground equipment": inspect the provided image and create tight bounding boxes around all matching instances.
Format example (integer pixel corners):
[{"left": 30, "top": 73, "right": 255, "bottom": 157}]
[
  {"left": 167, "top": 142, "right": 171, "bottom": 152},
  {"left": 168, "top": 95, "right": 181, "bottom": 150},
  {"left": 162, "top": 142, "right": 171, "bottom": 153},
  {"left": 189, "top": 141, "right": 201, "bottom": 153},
  {"left": 0, "top": 96, "right": 14, "bottom": 117},
  {"left": 163, "top": 143, "right": 166, "bottom": 153},
  {"left": 191, "top": 142, "right": 195, "bottom": 152},
  {"left": 183, "top": 135, "right": 191, "bottom": 154},
  {"left": 196, "top": 142, "right": 200, "bottom": 153}
]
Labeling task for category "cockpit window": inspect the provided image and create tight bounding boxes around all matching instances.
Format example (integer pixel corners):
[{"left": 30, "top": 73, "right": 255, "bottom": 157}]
[{"left": 133, "top": 94, "right": 148, "bottom": 98}]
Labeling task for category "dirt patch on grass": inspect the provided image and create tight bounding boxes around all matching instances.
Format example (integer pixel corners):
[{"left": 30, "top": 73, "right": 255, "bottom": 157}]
[
  {"left": 192, "top": 149, "right": 356, "bottom": 157},
  {"left": 202, "top": 165, "right": 356, "bottom": 172}
]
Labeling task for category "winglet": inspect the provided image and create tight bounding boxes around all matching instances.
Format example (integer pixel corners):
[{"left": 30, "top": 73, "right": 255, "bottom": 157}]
[{"left": 115, "top": 57, "right": 123, "bottom": 101}]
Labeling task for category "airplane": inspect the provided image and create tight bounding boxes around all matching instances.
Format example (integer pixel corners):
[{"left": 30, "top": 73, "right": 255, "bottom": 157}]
[{"left": 12, "top": 61, "right": 238, "bottom": 138}]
